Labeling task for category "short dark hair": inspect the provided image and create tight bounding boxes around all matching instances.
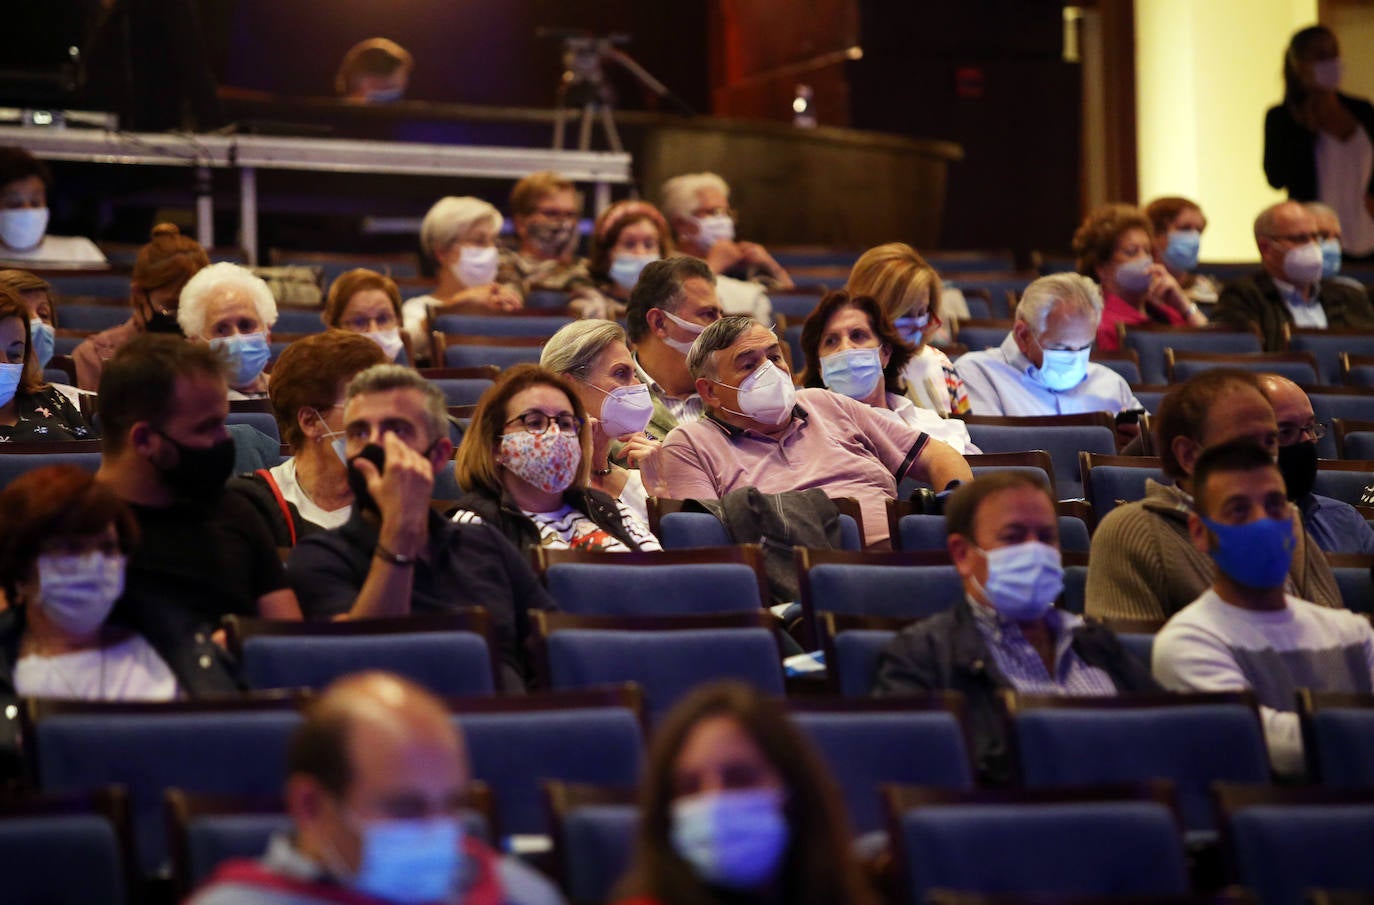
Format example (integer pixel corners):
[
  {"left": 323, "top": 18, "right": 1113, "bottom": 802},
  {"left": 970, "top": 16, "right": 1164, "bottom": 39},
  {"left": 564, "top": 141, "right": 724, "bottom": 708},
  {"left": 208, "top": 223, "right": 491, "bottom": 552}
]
[
  {"left": 1192, "top": 439, "right": 1280, "bottom": 518},
  {"left": 97, "top": 334, "right": 227, "bottom": 454},
  {"left": 799, "top": 290, "right": 915, "bottom": 394},
  {"left": 1155, "top": 368, "right": 1263, "bottom": 481},
  {"left": 944, "top": 470, "right": 1052, "bottom": 541},
  {"left": 287, "top": 701, "right": 353, "bottom": 797},
  {"left": 626, "top": 256, "right": 714, "bottom": 344},
  {"left": 0, "top": 147, "right": 51, "bottom": 192}
]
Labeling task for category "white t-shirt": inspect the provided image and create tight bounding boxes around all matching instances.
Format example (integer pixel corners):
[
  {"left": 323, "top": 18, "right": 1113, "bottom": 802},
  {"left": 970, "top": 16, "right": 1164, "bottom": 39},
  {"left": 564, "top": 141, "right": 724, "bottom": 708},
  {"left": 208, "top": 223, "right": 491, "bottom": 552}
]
[
  {"left": 618, "top": 468, "right": 650, "bottom": 526},
  {"left": 15, "top": 634, "right": 179, "bottom": 701},
  {"left": 0, "top": 234, "right": 107, "bottom": 267},
  {"left": 401, "top": 293, "right": 438, "bottom": 358},
  {"left": 714, "top": 274, "right": 773, "bottom": 323},
  {"left": 270, "top": 457, "right": 351, "bottom": 530},
  {"left": 882, "top": 392, "right": 979, "bottom": 454},
  {"left": 1316, "top": 123, "right": 1374, "bottom": 256}
]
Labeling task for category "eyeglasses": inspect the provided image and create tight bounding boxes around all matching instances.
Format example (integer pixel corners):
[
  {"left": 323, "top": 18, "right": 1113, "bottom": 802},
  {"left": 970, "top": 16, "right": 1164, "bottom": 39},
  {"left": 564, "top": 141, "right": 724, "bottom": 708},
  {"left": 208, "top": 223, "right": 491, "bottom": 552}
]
[
  {"left": 1266, "top": 232, "right": 1319, "bottom": 246},
  {"left": 504, "top": 411, "right": 582, "bottom": 435},
  {"left": 1278, "top": 422, "right": 1327, "bottom": 445},
  {"left": 894, "top": 312, "right": 942, "bottom": 337},
  {"left": 533, "top": 207, "right": 577, "bottom": 222}
]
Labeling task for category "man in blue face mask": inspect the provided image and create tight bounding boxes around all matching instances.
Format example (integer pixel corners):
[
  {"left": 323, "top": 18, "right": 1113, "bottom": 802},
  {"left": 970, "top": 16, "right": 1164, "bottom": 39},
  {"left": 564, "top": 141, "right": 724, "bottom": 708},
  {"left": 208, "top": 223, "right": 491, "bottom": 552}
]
[
  {"left": 954, "top": 274, "right": 1144, "bottom": 429},
  {"left": 872, "top": 471, "right": 1159, "bottom": 783},
  {"left": 1153, "top": 440, "right": 1374, "bottom": 778},
  {"left": 186, "top": 672, "right": 565, "bottom": 905}
]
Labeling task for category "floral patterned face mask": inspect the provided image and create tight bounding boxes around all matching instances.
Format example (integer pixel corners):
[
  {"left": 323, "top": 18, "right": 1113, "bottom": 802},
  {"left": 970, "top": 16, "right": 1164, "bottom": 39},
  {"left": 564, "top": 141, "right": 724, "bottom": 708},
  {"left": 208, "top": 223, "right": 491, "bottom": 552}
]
[{"left": 497, "top": 428, "right": 582, "bottom": 495}]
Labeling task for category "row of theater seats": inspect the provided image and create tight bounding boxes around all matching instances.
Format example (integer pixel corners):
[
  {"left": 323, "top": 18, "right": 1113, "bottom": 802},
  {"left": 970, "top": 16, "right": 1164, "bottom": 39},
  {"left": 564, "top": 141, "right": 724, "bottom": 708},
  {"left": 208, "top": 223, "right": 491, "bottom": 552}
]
[{"left": 11, "top": 686, "right": 1374, "bottom": 905}]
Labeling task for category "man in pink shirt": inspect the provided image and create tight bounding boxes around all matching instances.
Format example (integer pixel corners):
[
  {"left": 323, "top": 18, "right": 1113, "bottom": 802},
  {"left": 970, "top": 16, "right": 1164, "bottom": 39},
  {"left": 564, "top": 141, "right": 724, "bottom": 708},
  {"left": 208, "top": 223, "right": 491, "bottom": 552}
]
[{"left": 656, "top": 316, "right": 972, "bottom": 548}]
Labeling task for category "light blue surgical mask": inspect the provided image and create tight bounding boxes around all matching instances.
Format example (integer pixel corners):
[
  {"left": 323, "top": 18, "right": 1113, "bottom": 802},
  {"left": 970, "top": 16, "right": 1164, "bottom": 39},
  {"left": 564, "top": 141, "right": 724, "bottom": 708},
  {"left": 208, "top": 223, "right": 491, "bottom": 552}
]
[
  {"left": 820, "top": 347, "right": 884, "bottom": 400},
  {"left": 1114, "top": 256, "right": 1155, "bottom": 294},
  {"left": 1321, "top": 238, "right": 1343, "bottom": 278},
  {"left": 1163, "top": 229, "right": 1201, "bottom": 274},
  {"left": 307, "top": 407, "right": 349, "bottom": 466},
  {"left": 610, "top": 253, "right": 659, "bottom": 291},
  {"left": 1035, "top": 346, "right": 1090, "bottom": 392},
  {"left": 209, "top": 331, "right": 271, "bottom": 389},
  {"left": 364, "top": 87, "right": 404, "bottom": 104},
  {"left": 29, "top": 318, "right": 54, "bottom": 369},
  {"left": 345, "top": 816, "right": 464, "bottom": 905},
  {"left": 1202, "top": 515, "right": 1294, "bottom": 590},
  {"left": 970, "top": 540, "right": 1064, "bottom": 622},
  {"left": 672, "top": 788, "right": 789, "bottom": 889},
  {"left": 0, "top": 361, "right": 22, "bottom": 406}
]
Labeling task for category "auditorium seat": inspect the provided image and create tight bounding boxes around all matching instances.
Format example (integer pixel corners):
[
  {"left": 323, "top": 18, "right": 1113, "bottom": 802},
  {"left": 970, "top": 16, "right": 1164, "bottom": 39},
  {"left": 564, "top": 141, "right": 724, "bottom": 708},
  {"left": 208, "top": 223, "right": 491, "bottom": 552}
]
[
  {"left": 1287, "top": 328, "right": 1374, "bottom": 386},
  {"left": 963, "top": 413, "right": 1117, "bottom": 500},
  {"left": 544, "top": 782, "right": 639, "bottom": 905},
  {"left": 0, "top": 788, "right": 134, "bottom": 905},
  {"left": 817, "top": 613, "right": 906, "bottom": 697},
  {"left": 1165, "top": 350, "right": 1320, "bottom": 386},
  {"left": 1079, "top": 453, "right": 1166, "bottom": 527},
  {"left": 795, "top": 548, "right": 961, "bottom": 648},
  {"left": 533, "top": 546, "right": 771, "bottom": 617},
  {"left": 1119, "top": 324, "right": 1262, "bottom": 385},
  {"left": 1298, "top": 691, "right": 1374, "bottom": 787}
]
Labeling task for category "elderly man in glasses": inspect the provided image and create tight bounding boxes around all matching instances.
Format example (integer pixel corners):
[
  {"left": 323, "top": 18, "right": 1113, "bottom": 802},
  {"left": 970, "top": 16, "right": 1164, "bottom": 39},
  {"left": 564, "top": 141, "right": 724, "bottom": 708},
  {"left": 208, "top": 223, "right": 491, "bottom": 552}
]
[
  {"left": 287, "top": 364, "right": 555, "bottom": 691},
  {"left": 1215, "top": 201, "right": 1374, "bottom": 351}
]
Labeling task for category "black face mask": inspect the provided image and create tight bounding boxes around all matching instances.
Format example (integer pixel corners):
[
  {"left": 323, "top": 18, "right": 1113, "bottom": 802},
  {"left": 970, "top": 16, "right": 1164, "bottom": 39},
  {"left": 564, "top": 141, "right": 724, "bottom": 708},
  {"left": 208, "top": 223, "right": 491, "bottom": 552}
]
[
  {"left": 346, "top": 443, "right": 386, "bottom": 515},
  {"left": 156, "top": 432, "right": 236, "bottom": 503},
  {"left": 1277, "top": 440, "right": 1319, "bottom": 502},
  {"left": 144, "top": 294, "right": 184, "bottom": 335}
]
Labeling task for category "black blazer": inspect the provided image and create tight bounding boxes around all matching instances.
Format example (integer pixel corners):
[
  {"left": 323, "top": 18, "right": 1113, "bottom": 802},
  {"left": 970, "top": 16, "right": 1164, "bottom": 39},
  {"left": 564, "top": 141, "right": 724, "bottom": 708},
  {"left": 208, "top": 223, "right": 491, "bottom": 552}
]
[
  {"left": 1265, "top": 92, "right": 1374, "bottom": 200},
  {"left": 1214, "top": 270, "right": 1374, "bottom": 352}
]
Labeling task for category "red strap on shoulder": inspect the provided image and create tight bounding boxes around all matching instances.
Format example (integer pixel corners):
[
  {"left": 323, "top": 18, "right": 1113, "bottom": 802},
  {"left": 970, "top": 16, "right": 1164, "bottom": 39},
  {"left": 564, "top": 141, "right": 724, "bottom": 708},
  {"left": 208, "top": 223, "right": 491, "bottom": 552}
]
[{"left": 256, "top": 468, "right": 297, "bottom": 546}]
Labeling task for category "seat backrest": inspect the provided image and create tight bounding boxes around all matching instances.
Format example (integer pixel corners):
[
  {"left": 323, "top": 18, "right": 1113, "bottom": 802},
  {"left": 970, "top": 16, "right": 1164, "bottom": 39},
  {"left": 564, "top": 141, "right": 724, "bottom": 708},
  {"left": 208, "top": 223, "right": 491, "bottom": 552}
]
[
  {"left": 430, "top": 313, "right": 574, "bottom": 338},
  {"left": 1080, "top": 453, "right": 1166, "bottom": 525},
  {"left": 896, "top": 513, "right": 948, "bottom": 552},
  {"left": 0, "top": 811, "right": 129, "bottom": 905},
  {"left": 1009, "top": 694, "right": 1270, "bottom": 832},
  {"left": 955, "top": 319, "right": 1013, "bottom": 353},
  {"left": 798, "top": 549, "right": 962, "bottom": 639},
  {"left": 0, "top": 449, "right": 103, "bottom": 489},
  {"left": 31, "top": 701, "right": 304, "bottom": 874},
  {"left": 1090, "top": 350, "right": 1143, "bottom": 385},
  {"left": 964, "top": 417, "right": 1117, "bottom": 500},
  {"left": 893, "top": 795, "right": 1189, "bottom": 900},
  {"left": 1121, "top": 326, "right": 1262, "bottom": 384},
  {"left": 451, "top": 694, "right": 644, "bottom": 837},
  {"left": 1166, "top": 350, "right": 1319, "bottom": 385},
  {"left": 792, "top": 701, "right": 974, "bottom": 834},
  {"left": 539, "top": 619, "right": 785, "bottom": 724},
  {"left": 225, "top": 411, "right": 280, "bottom": 445},
  {"left": 183, "top": 812, "right": 292, "bottom": 890},
  {"left": 1289, "top": 329, "right": 1374, "bottom": 386},
  {"left": 656, "top": 511, "right": 734, "bottom": 548},
  {"left": 1310, "top": 391, "right": 1374, "bottom": 459},
  {"left": 545, "top": 785, "right": 640, "bottom": 905},
  {"left": 1116, "top": 632, "right": 1155, "bottom": 667},
  {"left": 428, "top": 377, "right": 495, "bottom": 406},
  {"left": 1299, "top": 693, "right": 1374, "bottom": 787},
  {"left": 1333, "top": 565, "right": 1374, "bottom": 614},
  {"left": 240, "top": 631, "right": 495, "bottom": 695},
  {"left": 538, "top": 547, "right": 769, "bottom": 617},
  {"left": 766, "top": 290, "right": 824, "bottom": 320},
  {"left": 824, "top": 625, "right": 901, "bottom": 697},
  {"left": 1057, "top": 515, "right": 1090, "bottom": 554},
  {"left": 1314, "top": 460, "right": 1374, "bottom": 506}
]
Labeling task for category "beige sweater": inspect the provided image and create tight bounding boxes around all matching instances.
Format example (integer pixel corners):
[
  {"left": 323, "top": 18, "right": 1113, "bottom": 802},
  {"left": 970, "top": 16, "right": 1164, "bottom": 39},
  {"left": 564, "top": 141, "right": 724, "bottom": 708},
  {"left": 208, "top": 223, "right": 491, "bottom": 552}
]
[{"left": 1084, "top": 480, "right": 1341, "bottom": 621}]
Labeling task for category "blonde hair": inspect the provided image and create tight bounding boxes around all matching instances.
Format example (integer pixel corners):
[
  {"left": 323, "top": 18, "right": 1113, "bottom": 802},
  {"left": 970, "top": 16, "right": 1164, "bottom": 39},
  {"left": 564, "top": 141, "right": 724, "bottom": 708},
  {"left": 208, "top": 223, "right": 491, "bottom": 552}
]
[{"left": 847, "top": 243, "right": 944, "bottom": 321}]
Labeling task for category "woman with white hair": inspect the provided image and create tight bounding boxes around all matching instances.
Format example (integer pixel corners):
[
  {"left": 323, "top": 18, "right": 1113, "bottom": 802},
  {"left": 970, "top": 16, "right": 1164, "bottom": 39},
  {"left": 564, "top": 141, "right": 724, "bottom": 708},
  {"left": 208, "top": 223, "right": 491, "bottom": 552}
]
[
  {"left": 401, "top": 195, "right": 523, "bottom": 358},
  {"left": 177, "top": 262, "right": 279, "bottom": 398},
  {"left": 540, "top": 319, "right": 661, "bottom": 523}
]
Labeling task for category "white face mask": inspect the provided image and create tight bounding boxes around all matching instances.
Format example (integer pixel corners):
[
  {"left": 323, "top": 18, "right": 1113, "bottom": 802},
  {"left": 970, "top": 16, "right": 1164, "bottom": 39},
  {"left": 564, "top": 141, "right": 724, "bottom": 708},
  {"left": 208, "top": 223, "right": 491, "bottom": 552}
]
[
  {"left": 451, "top": 245, "right": 499, "bottom": 287},
  {"left": 592, "top": 382, "right": 655, "bottom": 438},
  {"left": 37, "top": 552, "right": 127, "bottom": 637},
  {"left": 0, "top": 207, "right": 49, "bottom": 251},
  {"left": 714, "top": 359, "right": 797, "bottom": 426},
  {"left": 658, "top": 308, "right": 707, "bottom": 357},
  {"left": 692, "top": 214, "right": 735, "bottom": 249},
  {"left": 365, "top": 328, "right": 405, "bottom": 362},
  {"left": 1281, "top": 241, "right": 1325, "bottom": 286}
]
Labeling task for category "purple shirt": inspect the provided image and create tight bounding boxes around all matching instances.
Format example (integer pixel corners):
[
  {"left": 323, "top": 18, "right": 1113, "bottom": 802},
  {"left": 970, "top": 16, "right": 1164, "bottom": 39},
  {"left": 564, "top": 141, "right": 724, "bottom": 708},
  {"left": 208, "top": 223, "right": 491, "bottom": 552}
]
[{"left": 657, "top": 388, "right": 934, "bottom": 546}]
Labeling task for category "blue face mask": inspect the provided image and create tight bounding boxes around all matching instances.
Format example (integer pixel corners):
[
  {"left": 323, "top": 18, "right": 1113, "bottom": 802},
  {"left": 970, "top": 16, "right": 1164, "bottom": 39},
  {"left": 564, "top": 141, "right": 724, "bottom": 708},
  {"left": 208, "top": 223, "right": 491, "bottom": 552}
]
[
  {"left": 0, "top": 361, "right": 22, "bottom": 406},
  {"left": 672, "top": 788, "right": 789, "bottom": 889},
  {"left": 1115, "top": 256, "right": 1155, "bottom": 294},
  {"left": 1163, "top": 229, "right": 1201, "bottom": 273},
  {"left": 1202, "top": 515, "right": 1294, "bottom": 590},
  {"left": 29, "top": 318, "right": 54, "bottom": 369},
  {"left": 1321, "top": 238, "right": 1343, "bottom": 278},
  {"left": 970, "top": 540, "right": 1064, "bottom": 622},
  {"left": 346, "top": 816, "right": 464, "bottom": 905},
  {"left": 609, "top": 253, "right": 659, "bottom": 291},
  {"left": 1035, "top": 345, "right": 1089, "bottom": 392},
  {"left": 209, "top": 332, "right": 271, "bottom": 389},
  {"left": 820, "top": 347, "right": 884, "bottom": 400},
  {"left": 364, "top": 87, "right": 405, "bottom": 104}
]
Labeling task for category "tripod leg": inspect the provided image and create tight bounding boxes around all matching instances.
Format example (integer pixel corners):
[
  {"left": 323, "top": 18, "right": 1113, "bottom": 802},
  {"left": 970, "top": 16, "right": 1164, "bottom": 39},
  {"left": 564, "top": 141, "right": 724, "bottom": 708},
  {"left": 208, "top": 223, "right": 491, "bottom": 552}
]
[
  {"left": 599, "top": 105, "right": 624, "bottom": 154},
  {"left": 578, "top": 104, "right": 596, "bottom": 152}
]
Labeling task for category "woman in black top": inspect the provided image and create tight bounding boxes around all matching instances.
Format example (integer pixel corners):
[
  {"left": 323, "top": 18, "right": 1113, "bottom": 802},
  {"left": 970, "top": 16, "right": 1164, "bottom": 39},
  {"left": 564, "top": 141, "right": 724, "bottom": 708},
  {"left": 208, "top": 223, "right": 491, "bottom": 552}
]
[{"left": 0, "top": 286, "right": 92, "bottom": 441}]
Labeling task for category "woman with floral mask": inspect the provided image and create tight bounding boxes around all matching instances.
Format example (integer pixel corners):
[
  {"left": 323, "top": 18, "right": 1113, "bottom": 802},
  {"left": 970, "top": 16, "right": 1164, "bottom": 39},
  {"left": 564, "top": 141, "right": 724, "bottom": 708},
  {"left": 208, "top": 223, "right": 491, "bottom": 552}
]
[
  {"left": 847, "top": 242, "right": 970, "bottom": 416},
  {"left": 0, "top": 465, "right": 171, "bottom": 701},
  {"left": 799, "top": 291, "right": 977, "bottom": 454},
  {"left": 541, "top": 320, "right": 663, "bottom": 524},
  {"left": 402, "top": 196, "right": 524, "bottom": 362},
  {"left": 178, "top": 262, "right": 279, "bottom": 399},
  {"left": 1072, "top": 203, "right": 1207, "bottom": 351},
  {"left": 1265, "top": 25, "right": 1374, "bottom": 261},
  {"left": 323, "top": 268, "right": 410, "bottom": 364},
  {"left": 589, "top": 200, "right": 673, "bottom": 310},
  {"left": 225, "top": 331, "right": 386, "bottom": 548},
  {"left": 452, "top": 364, "right": 660, "bottom": 553},
  {"left": 0, "top": 287, "right": 91, "bottom": 442},
  {"left": 612, "top": 681, "right": 877, "bottom": 905},
  {"left": 1145, "top": 196, "right": 1220, "bottom": 304}
]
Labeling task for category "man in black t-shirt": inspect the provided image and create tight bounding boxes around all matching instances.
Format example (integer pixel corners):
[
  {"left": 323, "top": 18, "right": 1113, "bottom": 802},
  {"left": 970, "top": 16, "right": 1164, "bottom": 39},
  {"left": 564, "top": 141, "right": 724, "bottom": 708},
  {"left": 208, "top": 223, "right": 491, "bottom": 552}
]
[{"left": 95, "top": 335, "right": 300, "bottom": 694}]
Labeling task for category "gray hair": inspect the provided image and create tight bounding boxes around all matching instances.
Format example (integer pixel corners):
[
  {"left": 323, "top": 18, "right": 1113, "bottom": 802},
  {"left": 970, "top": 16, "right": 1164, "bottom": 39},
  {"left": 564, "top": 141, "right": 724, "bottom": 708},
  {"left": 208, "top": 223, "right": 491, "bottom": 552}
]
[
  {"left": 1254, "top": 200, "right": 1305, "bottom": 241},
  {"left": 626, "top": 255, "right": 716, "bottom": 344},
  {"left": 345, "top": 364, "right": 448, "bottom": 445},
  {"left": 420, "top": 196, "right": 503, "bottom": 259},
  {"left": 660, "top": 172, "right": 731, "bottom": 223},
  {"left": 1304, "top": 201, "right": 1341, "bottom": 233},
  {"left": 540, "top": 320, "right": 629, "bottom": 377},
  {"left": 177, "top": 262, "right": 279, "bottom": 339},
  {"left": 1015, "top": 273, "right": 1103, "bottom": 334},
  {"left": 687, "top": 315, "right": 758, "bottom": 381}
]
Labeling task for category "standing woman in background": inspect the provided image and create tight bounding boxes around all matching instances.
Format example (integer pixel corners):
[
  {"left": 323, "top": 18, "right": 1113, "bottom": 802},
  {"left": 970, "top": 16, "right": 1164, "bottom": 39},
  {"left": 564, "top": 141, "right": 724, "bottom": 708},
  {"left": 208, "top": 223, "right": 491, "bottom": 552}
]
[{"left": 1265, "top": 24, "right": 1374, "bottom": 261}]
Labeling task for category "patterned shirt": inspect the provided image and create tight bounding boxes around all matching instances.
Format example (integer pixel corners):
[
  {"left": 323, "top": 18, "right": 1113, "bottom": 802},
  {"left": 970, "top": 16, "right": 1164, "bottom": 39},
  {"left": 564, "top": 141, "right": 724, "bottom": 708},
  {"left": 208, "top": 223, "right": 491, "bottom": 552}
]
[
  {"left": 0, "top": 385, "right": 95, "bottom": 442},
  {"left": 968, "top": 597, "right": 1118, "bottom": 696},
  {"left": 634, "top": 358, "right": 705, "bottom": 427},
  {"left": 452, "top": 499, "right": 661, "bottom": 553}
]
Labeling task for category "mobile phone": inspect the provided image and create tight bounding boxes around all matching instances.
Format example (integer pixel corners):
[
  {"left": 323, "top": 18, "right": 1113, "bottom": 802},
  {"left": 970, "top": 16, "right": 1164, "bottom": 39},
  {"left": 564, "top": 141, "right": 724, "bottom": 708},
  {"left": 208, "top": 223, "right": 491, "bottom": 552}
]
[{"left": 1115, "top": 408, "right": 1146, "bottom": 426}]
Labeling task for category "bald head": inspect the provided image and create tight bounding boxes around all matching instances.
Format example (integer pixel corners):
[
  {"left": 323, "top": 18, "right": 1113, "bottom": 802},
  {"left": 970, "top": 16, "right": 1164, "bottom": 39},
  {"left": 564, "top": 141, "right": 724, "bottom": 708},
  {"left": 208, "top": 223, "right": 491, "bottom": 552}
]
[
  {"left": 286, "top": 672, "right": 471, "bottom": 873},
  {"left": 1258, "top": 373, "right": 1316, "bottom": 449}
]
